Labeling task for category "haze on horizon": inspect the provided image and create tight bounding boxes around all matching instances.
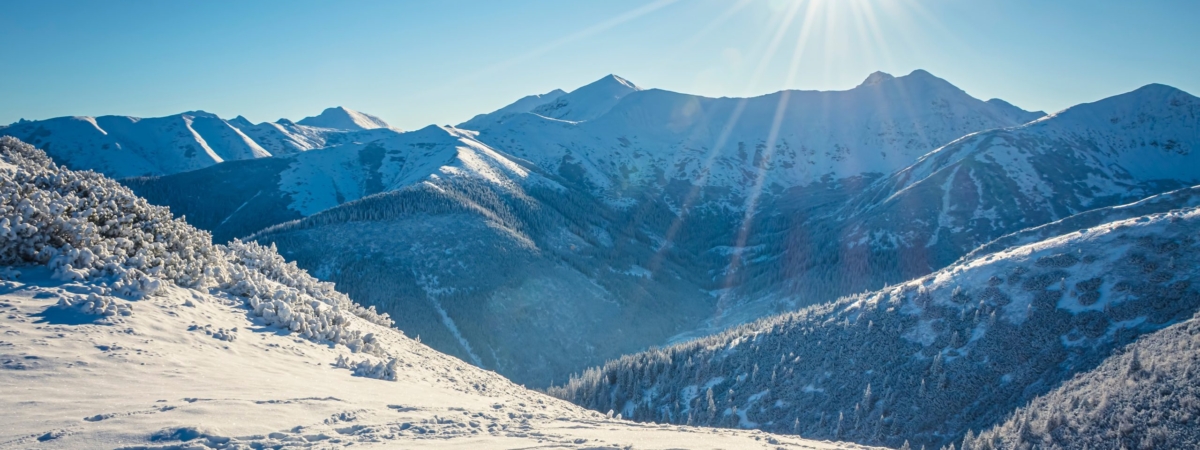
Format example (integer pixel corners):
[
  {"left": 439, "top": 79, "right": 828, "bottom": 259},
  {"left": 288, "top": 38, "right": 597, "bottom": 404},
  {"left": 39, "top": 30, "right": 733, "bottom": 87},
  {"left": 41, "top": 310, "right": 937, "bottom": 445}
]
[{"left": 1, "top": 0, "right": 1197, "bottom": 130}]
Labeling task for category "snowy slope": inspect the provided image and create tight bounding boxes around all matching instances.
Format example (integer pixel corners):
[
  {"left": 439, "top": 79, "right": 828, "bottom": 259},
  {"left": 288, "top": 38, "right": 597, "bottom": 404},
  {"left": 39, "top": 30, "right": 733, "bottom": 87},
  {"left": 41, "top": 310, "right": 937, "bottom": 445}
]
[
  {"left": 226, "top": 116, "right": 336, "bottom": 155},
  {"left": 458, "top": 89, "right": 568, "bottom": 130},
  {"left": 245, "top": 150, "right": 721, "bottom": 387},
  {"left": 297, "top": 106, "right": 392, "bottom": 131},
  {"left": 959, "top": 184, "right": 1200, "bottom": 263},
  {"left": 126, "top": 123, "right": 731, "bottom": 387},
  {"left": 0, "top": 270, "right": 875, "bottom": 450},
  {"left": 0, "top": 136, "right": 875, "bottom": 450},
  {"left": 973, "top": 312, "right": 1200, "bottom": 449},
  {"left": 528, "top": 75, "right": 641, "bottom": 123},
  {"left": 471, "top": 70, "right": 1045, "bottom": 198},
  {"left": 696, "top": 82, "right": 1200, "bottom": 325},
  {"left": 551, "top": 204, "right": 1200, "bottom": 449},
  {"left": 841, "top": 83, "right": 1200, "bottom": 268},
  {"left": 277, "top": 125, "right": 546, "bottom": 216},
  {"left": 126, "top": 125, "right": 548, "bottom": 241}
]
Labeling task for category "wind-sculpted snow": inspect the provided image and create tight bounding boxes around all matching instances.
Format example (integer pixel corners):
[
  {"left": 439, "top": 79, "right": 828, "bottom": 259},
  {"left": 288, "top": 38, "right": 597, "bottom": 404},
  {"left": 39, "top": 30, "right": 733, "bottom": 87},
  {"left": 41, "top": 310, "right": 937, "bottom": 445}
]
[
  {"left": 0, "top": 136, "right": 392, "bottom": 358},
  {"left": 549, "top": 206, "right": 1200, "bottom": 449}
]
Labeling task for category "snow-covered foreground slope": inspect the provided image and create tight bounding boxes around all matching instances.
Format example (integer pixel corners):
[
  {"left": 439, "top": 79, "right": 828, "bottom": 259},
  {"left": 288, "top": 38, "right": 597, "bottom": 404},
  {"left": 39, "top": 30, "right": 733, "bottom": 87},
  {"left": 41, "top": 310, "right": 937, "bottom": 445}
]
[
  {"left": 0, "top": 108, "right": 398, "bottom": 178},
  {"left": 550, "top": 204, "right": 1200, "bottom": 449},
  {"left": 0, "top": 137, "right": 873, "bottom": 449},
  {"left": 0, "top": 270, "right": 873, "bottom": 450}
]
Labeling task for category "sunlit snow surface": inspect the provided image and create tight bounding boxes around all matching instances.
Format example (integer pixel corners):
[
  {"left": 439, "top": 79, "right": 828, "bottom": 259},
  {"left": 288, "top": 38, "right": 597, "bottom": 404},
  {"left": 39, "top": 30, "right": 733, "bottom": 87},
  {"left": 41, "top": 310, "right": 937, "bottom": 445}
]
[{"left": 0, "top": 268, "right": 877, "bottom": 449}]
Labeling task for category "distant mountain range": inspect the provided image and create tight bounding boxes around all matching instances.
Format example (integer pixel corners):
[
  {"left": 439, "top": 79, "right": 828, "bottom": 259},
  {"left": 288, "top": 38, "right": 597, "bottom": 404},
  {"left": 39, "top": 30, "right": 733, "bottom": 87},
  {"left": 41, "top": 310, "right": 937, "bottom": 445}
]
[
  {"left": 8, "top": 71, "right": 1200, "bottom": 397},
  {"left": 0, "top": 106, "right": 396, "bottom": 178}
]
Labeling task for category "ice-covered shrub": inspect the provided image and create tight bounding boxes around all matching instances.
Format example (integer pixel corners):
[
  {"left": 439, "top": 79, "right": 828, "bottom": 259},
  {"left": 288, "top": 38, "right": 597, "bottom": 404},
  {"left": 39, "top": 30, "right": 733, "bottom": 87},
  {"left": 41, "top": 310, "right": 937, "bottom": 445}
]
[
  {"left": 188, "top": 324, "right": 237, "bottom": 342},
  {"left": 1035, "top": 253, "right": 1079, "bottom": 268},
  {"left": 334, "top": 354, "right": 400, "bottom": 381},
  {"left": 1075, "top": 277, "right": 1103, "bottom": 293},
  {"left": 1021, "top": 270, "right": 1067, "bottom": 292},
  {"left": 56, "top": 293, "right": 132, "bottom": 318}
]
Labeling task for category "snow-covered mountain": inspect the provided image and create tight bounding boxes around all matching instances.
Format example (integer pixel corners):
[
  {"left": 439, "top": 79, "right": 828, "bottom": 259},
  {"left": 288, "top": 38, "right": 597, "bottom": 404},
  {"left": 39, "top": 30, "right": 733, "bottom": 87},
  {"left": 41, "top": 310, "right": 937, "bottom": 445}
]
[
  {"left": 528, "top": 74, "right": 642, "bottom": 123},
  {"left": 468, "top": 70, "right": 1045, "bottom": 198},
  {"left": 711, "top": 82, "right": 1200, "bottom": 325},
  {"left": 297, "top": 106, "right": 393, "bottom": 131},
  {"left": 239, "top": 144, "right": 721, "bottom": 387},
  {"left": 458, "top": 88, "right": 567, "bottom": 130},
  {"left": 550, "top": 201, "right": 1200, "bottom": 449},
  {"left": 845, "top": 83, "right": 1200, "bottom": 264},
  {"left": 0, "top": 108, "right": 398, "bottom": 178},
  {"left": 0, "top": 136, "right": 873, "bottom": 450},
  {"left": 125, "top": 125, "right": 544, "bottom": 241},
  {"left": 0, "top": 111, "right": 269, "bottom": 178}
]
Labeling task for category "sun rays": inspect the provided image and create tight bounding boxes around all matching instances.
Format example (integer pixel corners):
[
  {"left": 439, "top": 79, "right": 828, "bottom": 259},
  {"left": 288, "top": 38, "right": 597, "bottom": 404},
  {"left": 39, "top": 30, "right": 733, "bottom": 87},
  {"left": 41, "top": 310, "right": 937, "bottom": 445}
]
[{"left": 626, "top": 0, "right": 940, "bottom": 319}]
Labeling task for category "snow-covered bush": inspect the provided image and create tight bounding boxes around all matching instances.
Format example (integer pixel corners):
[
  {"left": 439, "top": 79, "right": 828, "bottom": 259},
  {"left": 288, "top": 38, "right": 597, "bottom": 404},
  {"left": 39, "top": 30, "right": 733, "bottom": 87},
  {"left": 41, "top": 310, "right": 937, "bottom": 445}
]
[
  {"left": 0, "top": 137, "right": 392, "bottom": 356},
  {"left": 334, "top": 354, "right": 400, "bottom": 381},
  {"left": 1035, "top": 253, "right": 1079, "bottom": 268},
  {"left": 56, "top": 293, "right": 132, "bottom": 318},
  {"left": 188, "top": 324, "right": 237, "bottom": 342}
]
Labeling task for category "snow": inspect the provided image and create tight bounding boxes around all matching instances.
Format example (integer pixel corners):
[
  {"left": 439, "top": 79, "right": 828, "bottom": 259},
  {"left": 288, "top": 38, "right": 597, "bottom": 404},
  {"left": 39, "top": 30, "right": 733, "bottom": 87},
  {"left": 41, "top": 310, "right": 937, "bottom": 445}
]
[
  {"left": 0, "top": 107, "right": 403, "bottom": 178},
  {"left": 458, "top": 89, "right": 568, "bottom": 130},
  {"left": 0, "top": 269, "right": 873, "bottom": 449},
  {"left": 470, "top": 70, "right": 1044, "bottom": 202},
  {"left": 297, "top": 106, "right": 392, "bottom": 131},
  {"left": 277, "top": 125, "right": 549, "bottom": 216},
  {"left": 528, "top": 75, "right": 642, "bottom": 123}
]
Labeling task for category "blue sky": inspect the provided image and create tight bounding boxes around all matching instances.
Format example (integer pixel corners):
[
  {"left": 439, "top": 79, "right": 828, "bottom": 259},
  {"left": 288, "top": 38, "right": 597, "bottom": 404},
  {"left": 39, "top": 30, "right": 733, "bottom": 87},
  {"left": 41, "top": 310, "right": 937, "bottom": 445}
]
[{"left": 1, "top": 0, "right": 1197, "bottom": 130}]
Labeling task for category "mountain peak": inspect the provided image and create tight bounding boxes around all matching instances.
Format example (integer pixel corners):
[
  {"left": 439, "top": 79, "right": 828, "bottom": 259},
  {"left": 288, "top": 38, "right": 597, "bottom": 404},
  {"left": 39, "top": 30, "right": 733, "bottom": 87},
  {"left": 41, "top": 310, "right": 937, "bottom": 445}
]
[
  {"left": 526, "top": 75, "right": 643, "bottom": 122},
  {"left": 1045, "top": 82, "right": 1198, "bottom": 127},
  {"left": 596, "top": 74, "right": 641, "bottom": 91},
  {"left": 228, "top": 115, "right": 255, "bottom": 129},
  {"left": 297, "top": 107, "right": 391, "bottom": 131},
  {"left": 858, "top": 71, "right": 896, "bottom": 87},
  {"left": 181, "top": 110, "right": 219, "bottom": 119}
]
